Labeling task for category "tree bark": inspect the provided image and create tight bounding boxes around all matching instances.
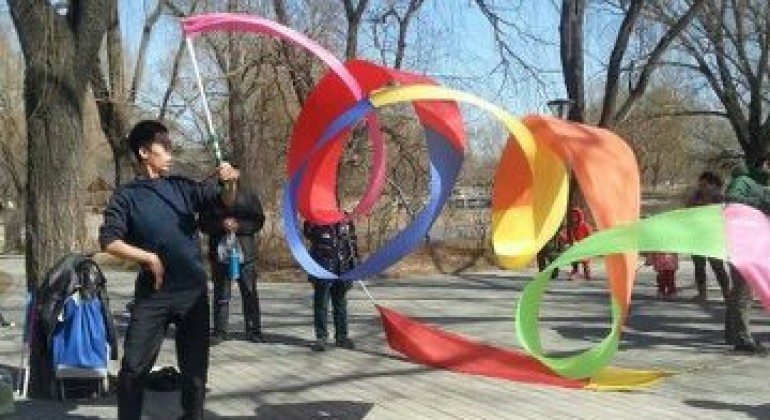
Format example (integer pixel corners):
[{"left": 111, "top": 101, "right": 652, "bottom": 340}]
[
  {"left": 9, "top": 0, "right": 110, "bottom": 398},
  {"left": 560, "top": 0, "right": 586, "bottom": 123},
  {"left": 676, "top": 0, "right": 770, "bottom": 166},
  {"left": 343, "top": 0, "right": 371, "bottom": 60},
  {"left": 228, "top": 0, "right": 247, "bottom": 173},
  {"left": 4, "top": 202, "right": 24, "bottom": 253}
]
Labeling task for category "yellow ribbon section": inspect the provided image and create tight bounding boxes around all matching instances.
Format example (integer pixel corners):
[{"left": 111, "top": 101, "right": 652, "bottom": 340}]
[
  {"left": 370, "top": 85, "right": 569, "bottom": 268},
  {"left": 370, "top": 86, "right": 666, "bottom": 389}
]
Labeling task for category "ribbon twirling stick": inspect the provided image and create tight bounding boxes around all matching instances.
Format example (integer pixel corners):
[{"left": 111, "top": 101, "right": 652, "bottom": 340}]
[{"left": 184, "top": 37, "right": 224, "bottom": 165}]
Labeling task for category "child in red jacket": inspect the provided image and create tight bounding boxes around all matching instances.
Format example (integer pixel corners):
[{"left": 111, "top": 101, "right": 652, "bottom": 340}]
[{"left": 563, "top": 207, "right": 593, "bottom": 280}]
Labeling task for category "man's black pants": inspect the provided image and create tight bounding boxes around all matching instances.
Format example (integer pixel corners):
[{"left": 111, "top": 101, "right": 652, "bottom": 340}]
[
  {"left": 211, "top": 260, "right": 261, "bottom": 335},
  {"left": 118, "top": 287, "right": 209, "bottom": 420}
]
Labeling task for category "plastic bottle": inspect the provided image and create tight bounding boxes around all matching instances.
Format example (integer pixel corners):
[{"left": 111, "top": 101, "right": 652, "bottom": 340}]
[{"left": 227, "top": 233, "right": 240, "bottom": 281}]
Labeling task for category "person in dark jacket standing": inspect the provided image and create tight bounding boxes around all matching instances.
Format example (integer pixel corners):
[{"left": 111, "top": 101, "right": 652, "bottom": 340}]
[
  {"left": 685, "top": 171, "right": 731, "bottom": 302},
  {"left": 99, "top": 120, "right": 239, "bottom": 420},
  {"left": 304, "top": 218, "right": 359, "bottom": 352},
  {"left": 724, "top": 158, "right": 770, "bottom": 354},
  {"left": 199, "top": 189, "right": 265, "bottom": 344}
]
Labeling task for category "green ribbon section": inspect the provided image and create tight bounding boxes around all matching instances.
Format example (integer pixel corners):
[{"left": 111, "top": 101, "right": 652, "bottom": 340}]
[{"left": 515, "top": 205, "right": 727, "bottom": 379}]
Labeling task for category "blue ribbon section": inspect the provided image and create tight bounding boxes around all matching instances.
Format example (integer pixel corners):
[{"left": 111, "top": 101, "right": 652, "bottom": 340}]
[{"left": 283, "top": 98, "right": 464, "bottom": 281}]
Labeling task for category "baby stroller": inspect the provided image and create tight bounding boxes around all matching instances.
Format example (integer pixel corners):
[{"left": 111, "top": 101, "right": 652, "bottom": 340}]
[{"left": 21, "top": 254, "right": 117, "bottom": 400}]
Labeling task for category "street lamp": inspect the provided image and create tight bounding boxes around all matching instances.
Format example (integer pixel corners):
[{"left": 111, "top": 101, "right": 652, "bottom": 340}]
[{"left": 546, "top": 98, "right": 574, "bottom": 120}]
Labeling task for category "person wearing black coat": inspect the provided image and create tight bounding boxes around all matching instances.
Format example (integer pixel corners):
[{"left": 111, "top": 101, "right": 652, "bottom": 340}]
[
  {"left": 303, "top": 218, "right": 359, "bottom": 352},
  {"left": 199, "top": 188, "right": 265, "bottom": 344}
]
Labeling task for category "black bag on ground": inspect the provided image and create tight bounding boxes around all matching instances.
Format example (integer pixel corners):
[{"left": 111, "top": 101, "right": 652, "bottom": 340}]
[{"left": 144, "top": 366, "right": 181, "bottom": 392}]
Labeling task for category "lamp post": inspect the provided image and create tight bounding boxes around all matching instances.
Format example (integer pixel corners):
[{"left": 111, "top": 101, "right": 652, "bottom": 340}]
[{"left": 546, "top": 98, "right": 574, "bottom": 120}]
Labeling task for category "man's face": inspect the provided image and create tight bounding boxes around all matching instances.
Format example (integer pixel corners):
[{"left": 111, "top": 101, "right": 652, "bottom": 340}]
[{"left": 139, "top": 133, "right": 173, "bottom": 176}]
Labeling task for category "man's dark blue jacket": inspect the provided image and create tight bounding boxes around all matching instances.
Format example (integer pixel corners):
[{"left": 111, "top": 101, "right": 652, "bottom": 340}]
[{"left": 99, "top": 176, "right": 220, "bottom": 292}]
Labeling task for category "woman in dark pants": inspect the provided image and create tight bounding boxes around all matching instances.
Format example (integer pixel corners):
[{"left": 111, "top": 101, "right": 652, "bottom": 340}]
[
  {"left": 304, "top": 218, "right": 359, "bottom": 352},
  {"left": 685, "top": 171, "right": 731, "bottom": 301}
]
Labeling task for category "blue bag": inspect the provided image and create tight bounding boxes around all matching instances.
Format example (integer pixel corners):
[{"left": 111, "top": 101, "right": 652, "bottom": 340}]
[{"left": 51, "top": 295, "right": 108, "bottom": 374}]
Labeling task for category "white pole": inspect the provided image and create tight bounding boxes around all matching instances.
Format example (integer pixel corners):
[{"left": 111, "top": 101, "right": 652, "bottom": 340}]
[
  {"left": 356, "top": 280, "right": 376, "bottom": 303},
  {"left": 185, "top": 38, "right": 223, "bottom": 164}
]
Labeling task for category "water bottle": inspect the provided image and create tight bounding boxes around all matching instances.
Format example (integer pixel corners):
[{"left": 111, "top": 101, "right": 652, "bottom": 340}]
[
  {"left": 0, "top": 367, "right": 14, "bottom": 416},
  {"left": 227, "top": 234, "right": 240, "bottom": 281}
]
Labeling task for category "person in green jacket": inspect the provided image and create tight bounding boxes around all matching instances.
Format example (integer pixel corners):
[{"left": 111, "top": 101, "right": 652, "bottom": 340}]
[{"left": 724, "top": 157, "right": 770, "bottom": 354}]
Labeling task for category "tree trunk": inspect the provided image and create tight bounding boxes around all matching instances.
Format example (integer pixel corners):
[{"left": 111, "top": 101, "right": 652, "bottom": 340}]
[
  {"left": 3, "top": 200, "right": 24, "bottom": 253},
  {"left": 9, "top": 0, "right": 110, "bottom": 398},
  {"left": 24, "top": 71, "right": 88, "bottom": 398},
  {"left": 228, "top": 0, "right": 249, "bottom": 185},
  {"left": 343, "top": 0, "right": 371, "bottom": 60},
  {"left": 559, "top": 0, "right": 586, "bottom": 123},
  {"left": 92, "top": 0, "right": 137, "bottom": 186}
]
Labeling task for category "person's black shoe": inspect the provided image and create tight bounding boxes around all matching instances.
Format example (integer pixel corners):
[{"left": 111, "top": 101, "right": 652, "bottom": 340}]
[
  {"left": 210, "top": 332, "right": 227, "bottom": 346},
  {"left": 248, "top": 331, "right": 264, "bottom": 343},
  {"left": 311, "top": 338, "right": 326, "bottom": 352},
  {"left": 733, "top": 340, "right": 768, "bottom": 355},
  {"left": 335, "top": 338, "right": 355, "bottom": 350}
]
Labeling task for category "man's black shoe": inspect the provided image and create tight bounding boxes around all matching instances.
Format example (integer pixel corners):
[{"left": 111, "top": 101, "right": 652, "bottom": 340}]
[
  {"left": 733, "top": 340, "right": 767, "bottom": 355},
  {"left": 311, "top": 338, "right": 326, "bottom": 352},
  {"left": 335, "top": 338, "right": 355, "bottom": 350},
  {"left": 248, "top": 331, "right": 264, "bottom": 343}
]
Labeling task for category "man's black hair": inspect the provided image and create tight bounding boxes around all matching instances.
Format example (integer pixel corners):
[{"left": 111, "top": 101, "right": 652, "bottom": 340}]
[{"left": 127, "top": 120, "right": 170, "bottom": 161}]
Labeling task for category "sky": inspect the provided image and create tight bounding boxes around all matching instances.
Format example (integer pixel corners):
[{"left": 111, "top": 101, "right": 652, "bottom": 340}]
[
  {"left": 114, "top": 1, "right": 577, "bottom": 115},
  {"left": 0, "top": 1, "right": 623, "bottom": 147}
]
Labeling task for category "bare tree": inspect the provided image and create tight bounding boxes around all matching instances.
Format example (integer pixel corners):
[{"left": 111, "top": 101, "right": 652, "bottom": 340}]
[
  {"left": 8, "top": 0, "right": 111, "bottom": 397},
  {"left": 612, "top": 85, "right": 702, "bottom": 188},
  {"left": 369, "top": 0, "right": 427, "bottom": 69},
  {"left": 670, "top": 0, "right": 770, "bottom": 166},
  {"left": 89, "top": 0, "right": 139, "bottom": 186},
  {"left": 559, "top": 0, "right": 707, "bottom": 126},
  {"left": 342, "top": 0, "right": 372, "bottom": 59},
  {"left": 91, "top": 0, "right": 201, "bottom": 187}
]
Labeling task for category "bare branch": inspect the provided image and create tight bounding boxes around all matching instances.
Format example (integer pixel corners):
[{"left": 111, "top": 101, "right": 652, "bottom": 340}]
[
  {"left": 611, "top": 0, "right": 708, "bottom": 126},
  {"left": 129, "top": 0, "right": 164, "bottom": 103}
]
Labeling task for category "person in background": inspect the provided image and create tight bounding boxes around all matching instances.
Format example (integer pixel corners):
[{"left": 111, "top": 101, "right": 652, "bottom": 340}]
[
  {"left": 645, "top": 252, "right": 680, "bottom": 298},
  {"left": 199, "top": 188, "right": 265, "bottom": 345},
  {"left": 303, "top": 217, "right": 359, "bottom": 352},
  {"left": 685, "top": 171, "right": 730, "bottom": 302},
  {"left": 723, "top": 156, "right": 770, "bottom": 354},
  {"left": 562, "top": 207, "right": 593, "bottom": 280}
]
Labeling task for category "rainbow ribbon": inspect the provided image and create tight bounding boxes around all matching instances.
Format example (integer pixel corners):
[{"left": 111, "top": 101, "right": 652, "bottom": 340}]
[{"left": 181, "top": 13, "right": 770, "bottom": 390}]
